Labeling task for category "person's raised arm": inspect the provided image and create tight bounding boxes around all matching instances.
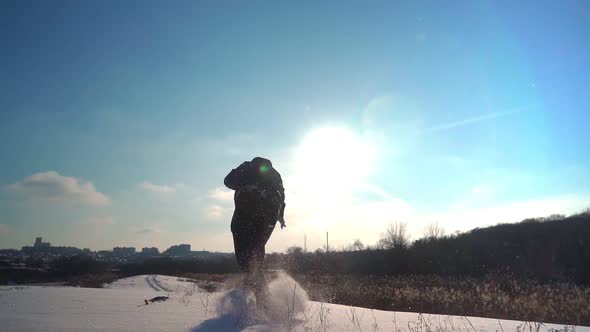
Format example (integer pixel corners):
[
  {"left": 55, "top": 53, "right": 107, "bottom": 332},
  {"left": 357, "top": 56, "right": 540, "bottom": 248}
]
[{"left": 224, "top": 162, "right": 250, "bottom": 190}]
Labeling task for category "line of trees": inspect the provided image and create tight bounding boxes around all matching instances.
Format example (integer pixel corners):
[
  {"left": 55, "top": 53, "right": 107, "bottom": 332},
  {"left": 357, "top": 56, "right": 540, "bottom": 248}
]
[
  {"left": 267, "top": 210, "right": 590, "bottom": 284},
  {"left": 0, "top": 256, "right": 241, "bottom": 285},
  {"left": 117, "top": 257, "right": 239, "bottom": 277}
]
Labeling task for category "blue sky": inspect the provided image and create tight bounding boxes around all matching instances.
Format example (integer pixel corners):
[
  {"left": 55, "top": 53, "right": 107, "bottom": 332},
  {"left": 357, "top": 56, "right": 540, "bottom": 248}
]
[{"left": 1, "top": 1, "right": 589, "bottom": 251}]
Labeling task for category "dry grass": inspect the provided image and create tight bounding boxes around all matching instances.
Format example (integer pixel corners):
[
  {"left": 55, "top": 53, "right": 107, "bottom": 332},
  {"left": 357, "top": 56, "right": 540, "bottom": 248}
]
[
  {"left": 291, "top": 273, "right": 590, "bottom": 326},
  {"left": 179, "top": 272, "right": 582, "bottom": 331},
  {"left": 179, "top": 272, "right": 237, "bottom": 284},
  {"left": 64, "top": 272, "right": 119, "bottom": 288}
]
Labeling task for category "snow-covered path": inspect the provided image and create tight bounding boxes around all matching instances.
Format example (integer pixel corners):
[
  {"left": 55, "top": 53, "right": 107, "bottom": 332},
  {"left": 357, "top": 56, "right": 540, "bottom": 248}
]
[{"left": 1, "top": 274, "right": 587, "bottom": 331}]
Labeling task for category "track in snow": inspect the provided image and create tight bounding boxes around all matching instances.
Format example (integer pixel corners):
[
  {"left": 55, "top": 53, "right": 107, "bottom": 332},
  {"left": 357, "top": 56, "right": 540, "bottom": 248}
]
[
  {"left": 150, "top": 275, "right": 171, "bottom": 292},
  {"left": 144, "top": 275, "right": 170, "bottom": 292}
]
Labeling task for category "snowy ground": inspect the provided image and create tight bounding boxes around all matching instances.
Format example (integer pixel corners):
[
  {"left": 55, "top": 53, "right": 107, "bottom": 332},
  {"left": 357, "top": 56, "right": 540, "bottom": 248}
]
[{"left": 1, "top": 274, "right": 587, "bottom": 331}]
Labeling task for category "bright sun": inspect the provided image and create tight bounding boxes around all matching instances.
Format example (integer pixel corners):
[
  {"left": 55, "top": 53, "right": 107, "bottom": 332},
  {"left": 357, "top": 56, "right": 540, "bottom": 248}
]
[{"left": 293, "top": 127, "right": 375, "bottom": 192}]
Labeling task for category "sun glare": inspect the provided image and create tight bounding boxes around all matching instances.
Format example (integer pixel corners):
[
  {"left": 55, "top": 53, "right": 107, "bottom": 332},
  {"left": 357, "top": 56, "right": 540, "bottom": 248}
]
[
  {"left": 287, "top": 126, "right": 379, "bottom": 231},
  {"left": 293, "top": 127, "right": 375, "bottom": 192}
]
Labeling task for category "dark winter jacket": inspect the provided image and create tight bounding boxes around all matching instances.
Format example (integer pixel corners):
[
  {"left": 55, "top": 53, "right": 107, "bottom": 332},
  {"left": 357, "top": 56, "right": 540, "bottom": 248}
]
[{"left": 224, "top": 157, "right": 286, "bottom": 224}]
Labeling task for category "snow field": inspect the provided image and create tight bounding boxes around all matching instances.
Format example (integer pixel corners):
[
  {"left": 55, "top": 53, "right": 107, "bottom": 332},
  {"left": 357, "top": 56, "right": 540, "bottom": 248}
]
[{"left": 0, "top": 274, "right": 587, "bottom": 331}]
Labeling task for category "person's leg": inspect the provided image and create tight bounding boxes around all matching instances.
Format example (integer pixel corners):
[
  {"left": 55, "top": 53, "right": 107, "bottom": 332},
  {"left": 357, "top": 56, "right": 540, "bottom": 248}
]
[
  {"left": 232, "top": 231, "right": 251, "bottom": 275},
  {"left": 231, "top": 214, "right": 249, "bottom": 274},
  {"left": 233, "top": 219, "right": 261, "bottom": 293},
  {"left": 252, "top": 213, "right": 279, "bottom": 309},
  {"left": 251, "top": 241, "right": 270, "bottom": 310},
  {"left": 254, "top": 216, "right": 275, "bottom": 298},
  {"left": 232, "top": 212, "right": 275, "bottom": 307}
]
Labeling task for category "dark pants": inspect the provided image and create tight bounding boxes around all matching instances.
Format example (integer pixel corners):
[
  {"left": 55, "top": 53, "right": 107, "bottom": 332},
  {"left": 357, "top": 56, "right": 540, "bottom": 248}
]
[{"left": 231, "top": 208, "right": 277, "bottom": 301}]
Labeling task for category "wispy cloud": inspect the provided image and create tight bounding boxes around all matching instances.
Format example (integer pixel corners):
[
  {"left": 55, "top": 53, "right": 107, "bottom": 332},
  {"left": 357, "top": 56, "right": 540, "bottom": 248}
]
[
  {"left": 82, "top": 216, "right": 116, "bottom": 226},
  {"left": 135, "top": 227, "right": 160, "bottom": 235},
  {"left": 194, "top": 133, "right": 261, "bottom": 157},
  {"left": 6, "top": 171, "right": 111, "bottom": 206},
  {"left": 425, "top": 106, "right": 530, "bottom": 133},
  {"left": 130, "top": 224, "right": 164, "bottom": 235},
  {"left": 471, "top": 184, "right": 493, "bottom": 196},
  {"left": 139, "top": 181, "right": 182, "bottom": 194},
  {"left": 355, "top": 182, "right": 396, "bottom": 201}
]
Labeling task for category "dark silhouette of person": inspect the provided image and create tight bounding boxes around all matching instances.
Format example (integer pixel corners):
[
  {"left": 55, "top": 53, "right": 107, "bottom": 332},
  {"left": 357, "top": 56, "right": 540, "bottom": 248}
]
[{"left": 224, "top": 157, "right": 286, "bottom": 306}]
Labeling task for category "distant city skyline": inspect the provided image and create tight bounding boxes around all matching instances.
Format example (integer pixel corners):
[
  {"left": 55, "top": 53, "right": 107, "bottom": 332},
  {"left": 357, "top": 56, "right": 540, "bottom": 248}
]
[
  {"left": 2, "top": 2, "right": 589, "bottom": 251},
  {"left": 13, "top": 236, "right": 216, "bottom": 256}
]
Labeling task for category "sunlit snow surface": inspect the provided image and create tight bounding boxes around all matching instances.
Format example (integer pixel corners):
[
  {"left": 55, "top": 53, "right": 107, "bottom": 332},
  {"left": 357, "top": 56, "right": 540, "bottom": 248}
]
[{"left": 1, "top": 274, "right": 587, "bottom": 331}]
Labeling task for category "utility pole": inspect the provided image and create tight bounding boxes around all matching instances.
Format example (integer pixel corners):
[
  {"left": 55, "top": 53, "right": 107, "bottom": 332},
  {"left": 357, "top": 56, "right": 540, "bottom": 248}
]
[
  {"left": 326, "top": 232, "right": 329, "bottom": 252},
  {"left": 304, "top": 234, "right": 307, "bottom": 253}
]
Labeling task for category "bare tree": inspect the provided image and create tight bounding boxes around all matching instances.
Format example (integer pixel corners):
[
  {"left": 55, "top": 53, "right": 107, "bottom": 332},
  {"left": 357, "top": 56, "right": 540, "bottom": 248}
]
[
  {"left": 286, "top": 246, "right": 303, "bottom": 255},
  {"left": 352, "top": 239, "right": 364, "bottom": 251},
  {"left": 378, "top": 222, "right": 409, "bottom": 249},
  {"left": 423, "top": 222, "right": 445, "bottom": 240}
]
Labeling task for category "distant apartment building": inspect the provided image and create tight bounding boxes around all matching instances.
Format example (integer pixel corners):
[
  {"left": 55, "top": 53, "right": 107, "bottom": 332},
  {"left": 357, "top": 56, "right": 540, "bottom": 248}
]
[
  {"left": 113, "top": 247, "right": 136, "bottom": 257},
  {"left": 22, "top": 237, "right": 82, "bottom": 256},
  {"left": 34, "top": 237, "right": 51, "bottom": 248},
  {"left": 164, "top": 244, "right": 191, "bottom": 256},
  {"left": 141, "top": 247, "right": 159, "bottom": 255},
  {"left": 97, "top": 250, "right": 112, "bottom": 257}
]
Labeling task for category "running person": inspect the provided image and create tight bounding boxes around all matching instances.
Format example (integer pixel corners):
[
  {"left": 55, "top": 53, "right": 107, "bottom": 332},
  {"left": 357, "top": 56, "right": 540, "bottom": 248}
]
[{"left": 224, "top": 157, "right": 286, "bottom": 306}]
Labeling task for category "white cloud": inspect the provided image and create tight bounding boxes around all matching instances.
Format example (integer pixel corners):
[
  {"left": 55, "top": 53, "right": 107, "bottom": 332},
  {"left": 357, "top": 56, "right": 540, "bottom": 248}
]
[
  {"left": 7, "top": 171, "right": 111, "bottom": 206},
  {"left": 432, "top": 194, "right": 590, "bottom": 234},
  {"left": 207, "top": 205, "right": 232, "bottom": 219},
  {"left": 206, "top": 187, "right": 234, "bottom": 220},
  {"left": 471, "top": 184, "right": 493, "bottom": 196},
  {"left": 138, "top": 181, "right": 180, "bottom": 194},
  {"left": 209, "top": 187, "right": 234, "bottom": 201}
]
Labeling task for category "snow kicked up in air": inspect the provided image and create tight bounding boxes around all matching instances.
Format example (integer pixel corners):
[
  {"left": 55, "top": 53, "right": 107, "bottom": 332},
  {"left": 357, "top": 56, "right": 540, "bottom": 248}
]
[{"left": 215, "top": 271, "right": 309, "bottom": 329}]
